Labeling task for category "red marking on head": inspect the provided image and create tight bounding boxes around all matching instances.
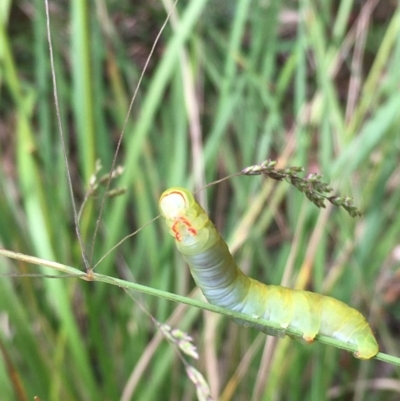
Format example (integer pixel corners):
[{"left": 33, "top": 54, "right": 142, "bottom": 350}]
[
  {"left": 171, "top": 216, "right": 197, "bottom": 241},
  {"left": 188, "top": 227, "right": 197, "bottom": 235},
  {"left": 169, "top": 190, "right": 185, "bottom": 196}
]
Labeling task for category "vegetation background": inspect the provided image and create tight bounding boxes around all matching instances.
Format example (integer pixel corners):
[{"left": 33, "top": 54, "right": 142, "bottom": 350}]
[{"left": 1, "top": 0, "right": 400, "bottom": 400}]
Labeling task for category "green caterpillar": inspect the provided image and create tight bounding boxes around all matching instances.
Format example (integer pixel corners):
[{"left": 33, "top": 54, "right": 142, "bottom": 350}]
[{"left": 159, "top": 187, "right": 379, "bottom": 359}]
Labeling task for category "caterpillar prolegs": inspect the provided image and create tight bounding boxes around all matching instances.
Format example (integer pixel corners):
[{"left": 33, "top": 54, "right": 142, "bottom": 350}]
[{"left": 159, "top": 187, "right": 379, "bottom": 359}]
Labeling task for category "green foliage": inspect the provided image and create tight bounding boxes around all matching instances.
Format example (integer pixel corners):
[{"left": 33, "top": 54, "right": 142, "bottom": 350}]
[{"left": 1, "top": 1, "right": 400, "bottom": 400}]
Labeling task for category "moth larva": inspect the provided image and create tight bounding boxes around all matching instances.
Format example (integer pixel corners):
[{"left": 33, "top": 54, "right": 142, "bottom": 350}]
[{"left": 159, "top": 187, "right": 379, "bottom": 359}]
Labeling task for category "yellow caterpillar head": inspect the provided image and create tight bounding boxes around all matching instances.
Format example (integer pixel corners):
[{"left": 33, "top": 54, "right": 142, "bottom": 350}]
[
  {"left": 159, "top": 187, "right": 192, "bottom": 219},
  {"left": 159, "top": 187, "right": 214, "bottom": 254}
]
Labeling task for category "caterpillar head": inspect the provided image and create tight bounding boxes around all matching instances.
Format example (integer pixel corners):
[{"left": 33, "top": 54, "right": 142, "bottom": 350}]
[
  {"left": 159, "top": 187, "right": 191, "bottom": 219},
  {"left": 159, "top": 188, "right": 213, "bottom": 253}
]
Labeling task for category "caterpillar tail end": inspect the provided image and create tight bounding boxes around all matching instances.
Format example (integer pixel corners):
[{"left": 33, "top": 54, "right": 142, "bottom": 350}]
[
  {"left": 352, "top": 334, "right": 379, "bottom": 359},
  {"left": 353, "top": 347, "right": 379, "bottom": 360}
]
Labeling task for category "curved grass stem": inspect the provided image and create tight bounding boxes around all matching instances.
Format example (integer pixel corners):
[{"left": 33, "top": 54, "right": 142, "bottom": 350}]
[{"left": 0, "top": 248, "right": 397, "bottom": 366}]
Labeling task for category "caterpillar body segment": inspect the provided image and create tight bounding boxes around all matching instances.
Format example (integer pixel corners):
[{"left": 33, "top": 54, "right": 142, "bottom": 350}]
[{"left": 159, "top": 187, "right": 379, "bottom": 359}]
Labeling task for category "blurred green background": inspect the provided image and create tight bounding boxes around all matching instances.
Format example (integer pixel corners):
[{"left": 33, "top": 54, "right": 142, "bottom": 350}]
[{"left": 1, "top": 0, "right": 400, "bottom": 400}]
